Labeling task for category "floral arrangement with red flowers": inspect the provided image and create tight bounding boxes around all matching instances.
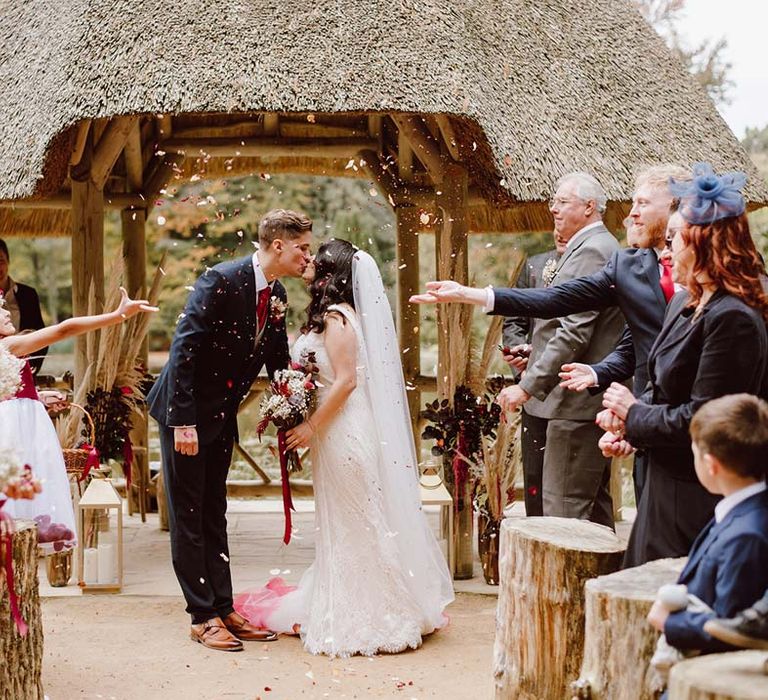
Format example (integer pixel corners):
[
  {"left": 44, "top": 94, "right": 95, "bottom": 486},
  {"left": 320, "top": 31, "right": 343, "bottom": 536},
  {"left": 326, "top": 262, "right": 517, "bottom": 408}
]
[{"left": 256, "top": 350, "right": 319, "bottom": 544}]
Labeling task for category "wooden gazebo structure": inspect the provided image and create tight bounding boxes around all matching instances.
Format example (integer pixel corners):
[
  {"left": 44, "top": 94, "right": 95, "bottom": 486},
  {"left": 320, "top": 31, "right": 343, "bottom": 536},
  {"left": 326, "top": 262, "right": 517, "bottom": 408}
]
[{"left": 1, "top": 1, "right": 766, "bottom": 510}]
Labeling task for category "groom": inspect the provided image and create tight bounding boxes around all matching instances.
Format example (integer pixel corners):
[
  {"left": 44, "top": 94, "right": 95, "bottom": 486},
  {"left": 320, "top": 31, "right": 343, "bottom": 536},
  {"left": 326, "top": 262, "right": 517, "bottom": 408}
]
[{"left": 148, "top": 209, "right": 313, "bottom": 651}]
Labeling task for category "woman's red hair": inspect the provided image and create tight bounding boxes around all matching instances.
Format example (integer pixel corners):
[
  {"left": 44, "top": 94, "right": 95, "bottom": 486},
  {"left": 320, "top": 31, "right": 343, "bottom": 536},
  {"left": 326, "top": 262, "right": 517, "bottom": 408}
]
[{"left": 682, "top": 213, "right": 768, "bottom": 320}]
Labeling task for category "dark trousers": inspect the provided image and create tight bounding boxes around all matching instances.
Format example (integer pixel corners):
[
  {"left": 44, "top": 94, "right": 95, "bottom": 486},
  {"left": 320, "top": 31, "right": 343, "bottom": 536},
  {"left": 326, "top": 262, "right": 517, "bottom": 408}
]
[
  {"left": 633, "top": 451, "right": 647, "bottom": 507},
  {"left": 521, "top": 411, "right": 547, "bottom": 517},
  {"left": 159, "top": 423, "right": 235, "bottom": 624}
]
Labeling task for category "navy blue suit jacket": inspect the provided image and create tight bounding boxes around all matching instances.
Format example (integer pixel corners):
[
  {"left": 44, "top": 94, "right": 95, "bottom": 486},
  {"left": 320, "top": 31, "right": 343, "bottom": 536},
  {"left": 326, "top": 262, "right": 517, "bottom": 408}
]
[
  {"left": 147, "top": 256, "right": 290, "bottom": 444},
  {"left": 664, "top": 489, "right": 768, "bottom": 652},
  {"left": 491, "top": 247, "right": 666, "bottom": 396}
]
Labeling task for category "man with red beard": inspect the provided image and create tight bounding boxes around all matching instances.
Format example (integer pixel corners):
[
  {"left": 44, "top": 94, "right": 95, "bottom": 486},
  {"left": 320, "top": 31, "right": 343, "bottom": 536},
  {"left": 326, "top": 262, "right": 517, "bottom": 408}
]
[{"left": 411, "top": 165, "right": 689, "bottom": 505}]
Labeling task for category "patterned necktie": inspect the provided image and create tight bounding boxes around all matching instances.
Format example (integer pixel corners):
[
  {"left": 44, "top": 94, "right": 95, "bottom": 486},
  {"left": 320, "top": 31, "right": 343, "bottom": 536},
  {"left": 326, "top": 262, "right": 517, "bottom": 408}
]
[
  {"left": 256, "top": 286, "right": 271, "bottom": 329},
  {"left": 659, "top": 258, "right": 675, "bottom": 303}
]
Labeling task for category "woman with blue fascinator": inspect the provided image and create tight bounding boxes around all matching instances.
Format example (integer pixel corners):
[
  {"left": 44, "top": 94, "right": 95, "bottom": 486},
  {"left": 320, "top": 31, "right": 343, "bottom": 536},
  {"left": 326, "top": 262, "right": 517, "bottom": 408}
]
[{"left": 598, "top": 162, "right": 768, "bottom": 567}]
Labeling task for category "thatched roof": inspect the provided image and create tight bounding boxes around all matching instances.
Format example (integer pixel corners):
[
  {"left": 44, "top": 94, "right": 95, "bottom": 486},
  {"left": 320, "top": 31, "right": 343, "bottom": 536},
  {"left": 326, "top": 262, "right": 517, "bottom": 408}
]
[{"left": 0, "top": 0, "right": 765, "bottom": 236}]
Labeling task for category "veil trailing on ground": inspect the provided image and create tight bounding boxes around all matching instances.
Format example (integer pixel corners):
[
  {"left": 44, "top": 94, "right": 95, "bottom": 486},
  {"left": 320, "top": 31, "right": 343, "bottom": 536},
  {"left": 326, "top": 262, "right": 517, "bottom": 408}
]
[{"left": 351, "top": 250, "right": 454, "bottom": 626}]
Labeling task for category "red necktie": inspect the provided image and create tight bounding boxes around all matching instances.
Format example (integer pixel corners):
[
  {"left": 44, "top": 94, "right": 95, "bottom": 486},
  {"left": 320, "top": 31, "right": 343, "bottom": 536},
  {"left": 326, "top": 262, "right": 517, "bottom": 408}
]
[
  {"left": 659, "top": 258, "right": 675, "bottom": 303},
  {"left": 256, "top": 286, "right": 271, "bottom": 328}
]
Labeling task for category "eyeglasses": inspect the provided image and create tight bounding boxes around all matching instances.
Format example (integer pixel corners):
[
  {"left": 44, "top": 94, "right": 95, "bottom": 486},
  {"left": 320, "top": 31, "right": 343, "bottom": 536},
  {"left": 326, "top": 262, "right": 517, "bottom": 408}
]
[{"left": 548, "top": 196, "right": 585, "bottom": 209}]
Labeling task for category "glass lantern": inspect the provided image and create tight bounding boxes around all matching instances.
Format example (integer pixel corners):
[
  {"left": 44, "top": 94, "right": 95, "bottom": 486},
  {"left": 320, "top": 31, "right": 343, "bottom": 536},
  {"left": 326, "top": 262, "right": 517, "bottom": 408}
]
[{"left": 76, "top": 478, "right": 123, "bottom": 592}]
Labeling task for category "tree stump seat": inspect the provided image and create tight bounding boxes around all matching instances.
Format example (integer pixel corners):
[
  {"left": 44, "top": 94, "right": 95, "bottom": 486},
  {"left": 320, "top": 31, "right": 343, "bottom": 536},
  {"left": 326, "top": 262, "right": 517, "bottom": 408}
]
[
  {"left": 0, "top": 520, "right": 44, "bottom": 700},
  {"left": 573, "top": 557, "right": 687, "bottom": 700},
  {"left": 493, "top": 516, "right": 625, "bottom": 699},
  {"left": 669, "top": 650, "right": 768, "bottom": 699}
]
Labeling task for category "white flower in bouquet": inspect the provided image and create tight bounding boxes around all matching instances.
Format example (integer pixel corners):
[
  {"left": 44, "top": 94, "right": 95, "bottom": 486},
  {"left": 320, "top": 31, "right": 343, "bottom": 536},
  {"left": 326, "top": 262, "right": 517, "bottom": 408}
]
[
  {"left": 0, "top": 444, "right": 23, "bottom": 494},
  {"left": 0, "top": 344, "right": 23, "bottom": 402}
]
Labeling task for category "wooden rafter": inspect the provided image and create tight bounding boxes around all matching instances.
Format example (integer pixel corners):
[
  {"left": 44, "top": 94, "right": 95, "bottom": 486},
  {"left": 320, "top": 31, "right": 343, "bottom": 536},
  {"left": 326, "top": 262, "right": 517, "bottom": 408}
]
[
  {"left": 391, "top": 114, "right": 445, "bottom": 184},
  {"left": 160, "top": 136, "right": 378, "bottom": 159},
  {"left": 91, "top": 116, "right": 139, "bottom": 190}
]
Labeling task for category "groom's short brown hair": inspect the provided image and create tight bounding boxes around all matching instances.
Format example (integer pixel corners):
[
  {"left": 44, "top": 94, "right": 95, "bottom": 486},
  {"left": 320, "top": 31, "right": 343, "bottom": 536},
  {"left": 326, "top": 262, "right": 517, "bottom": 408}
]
[{"left": 258, "top": 209, "right": 312, "bottom": 246}]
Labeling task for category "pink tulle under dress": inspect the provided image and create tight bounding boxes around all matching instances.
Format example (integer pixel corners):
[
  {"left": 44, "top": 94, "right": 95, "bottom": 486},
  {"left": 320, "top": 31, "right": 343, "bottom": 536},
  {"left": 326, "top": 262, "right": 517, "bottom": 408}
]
[{"left": 0, "top": 360, "right": 77, "bottom": 552}]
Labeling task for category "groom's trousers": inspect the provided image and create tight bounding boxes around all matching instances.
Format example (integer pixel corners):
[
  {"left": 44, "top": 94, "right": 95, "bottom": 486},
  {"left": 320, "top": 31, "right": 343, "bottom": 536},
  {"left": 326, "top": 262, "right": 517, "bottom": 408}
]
[{"left": 159, "top": 423, "right": 235, "bottom": 624}]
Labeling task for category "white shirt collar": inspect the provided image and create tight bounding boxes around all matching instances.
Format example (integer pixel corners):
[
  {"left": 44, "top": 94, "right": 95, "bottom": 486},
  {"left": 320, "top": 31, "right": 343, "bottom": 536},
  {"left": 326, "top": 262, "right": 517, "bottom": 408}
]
[
  {"left": 714, "top": 481, "right": 766, "bottom": 523},
  {"left": 565, "top": 221, "right": 603, "bottom": 251},
  {"left": 251, "top": 252, "right": 271, "bottom": 292}
]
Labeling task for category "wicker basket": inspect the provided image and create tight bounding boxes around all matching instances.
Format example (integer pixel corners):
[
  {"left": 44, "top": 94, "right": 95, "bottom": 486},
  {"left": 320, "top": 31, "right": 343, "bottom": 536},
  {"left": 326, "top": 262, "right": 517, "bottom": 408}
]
[{"left": 62, "top": 403, "right": 96, "bottom": 477}]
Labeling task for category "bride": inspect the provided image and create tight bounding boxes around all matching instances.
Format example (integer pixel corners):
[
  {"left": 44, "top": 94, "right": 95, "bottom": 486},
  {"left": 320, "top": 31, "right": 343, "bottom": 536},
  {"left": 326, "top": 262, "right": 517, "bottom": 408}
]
[{"left": 235, "top": 239, "right": 454, "bottom": 657}]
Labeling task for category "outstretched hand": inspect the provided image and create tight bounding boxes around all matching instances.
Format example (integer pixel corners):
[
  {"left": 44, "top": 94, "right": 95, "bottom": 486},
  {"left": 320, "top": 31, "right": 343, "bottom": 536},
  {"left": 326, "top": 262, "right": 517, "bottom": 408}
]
[
  {"left": 559, "top": 363, "right": 598, "bottom": 392},
  {"left": 410, "top": 281, "right": 483, "bottom": 305},
  {"left": 116, "top": 287, "right": 159, "bottom": 319}
]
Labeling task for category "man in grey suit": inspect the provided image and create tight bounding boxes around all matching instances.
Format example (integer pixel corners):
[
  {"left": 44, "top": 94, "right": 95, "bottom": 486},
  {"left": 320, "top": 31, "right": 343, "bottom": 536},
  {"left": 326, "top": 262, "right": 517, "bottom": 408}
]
[
  {"left": 414, "top": 172, "right": 626, "bottom": 527},
  {"left": 501, "top": 247, "right": 559, "bottom": 517}
]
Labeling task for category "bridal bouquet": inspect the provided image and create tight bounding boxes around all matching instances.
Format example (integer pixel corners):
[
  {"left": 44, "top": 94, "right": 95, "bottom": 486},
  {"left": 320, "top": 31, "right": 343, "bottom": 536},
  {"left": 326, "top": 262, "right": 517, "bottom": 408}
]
[
  {"left": 256, "top": 350, "right": 318, "bottom": 544},
  {"left": 0, "top": 344, "right": 24, "bottom": 402}
]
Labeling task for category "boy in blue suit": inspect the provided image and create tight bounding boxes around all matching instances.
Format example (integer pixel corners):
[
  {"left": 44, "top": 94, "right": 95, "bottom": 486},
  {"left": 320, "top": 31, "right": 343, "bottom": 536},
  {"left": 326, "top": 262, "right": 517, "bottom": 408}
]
[{"left": 647, "top": 393, "right": 768, "bottom": 653}]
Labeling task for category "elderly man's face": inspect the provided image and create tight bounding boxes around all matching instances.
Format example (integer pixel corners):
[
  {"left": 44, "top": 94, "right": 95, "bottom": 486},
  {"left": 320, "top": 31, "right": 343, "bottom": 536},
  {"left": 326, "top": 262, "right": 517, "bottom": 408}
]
[
  {"left": 629, "top": 183, "right": 672, "bottom": 249},
  {"left": 549, "top": 183, "right": 594, "bottom": 249}
]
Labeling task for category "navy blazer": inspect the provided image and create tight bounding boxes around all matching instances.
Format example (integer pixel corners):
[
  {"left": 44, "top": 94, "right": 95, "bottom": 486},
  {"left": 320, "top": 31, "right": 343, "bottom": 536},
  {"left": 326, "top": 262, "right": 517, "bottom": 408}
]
[
  {"left": 147, "top": 256, "right": 290, "bottom": 444},
  {"left": 492, "top": 247, "right": 667, "bottom": 396},
  {"left": 664, "top": 489, "right": 768, "bottom": 652},
  {"left": 626, "top": 291, "right": 768, "bottom": 482},
  {"left": 13, "top": 281, "right": 47, "bottom": 373}
]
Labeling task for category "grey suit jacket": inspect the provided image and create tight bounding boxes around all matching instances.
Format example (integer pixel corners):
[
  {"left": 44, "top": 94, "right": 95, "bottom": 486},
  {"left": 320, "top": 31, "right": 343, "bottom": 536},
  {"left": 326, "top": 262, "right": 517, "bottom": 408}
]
[
  {"left": 502, "top": 249, "right": 559, "bottom": 347},
  {"left": 520, "top": 224, "right": 626, "bottom": 421}
]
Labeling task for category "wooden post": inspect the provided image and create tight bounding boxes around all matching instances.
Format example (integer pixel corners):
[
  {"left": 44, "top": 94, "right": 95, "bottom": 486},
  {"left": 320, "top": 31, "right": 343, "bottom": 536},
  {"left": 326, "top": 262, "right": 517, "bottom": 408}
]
[
  {"left": 573, "top": 557, "right": 686, "bottom": 700},
  {"left": 70, "top": 131, "right": 105, "bottom": 387},
  {"left": 396, "top": 206, "right": 422, "bottom": 450},
  {"left": 122, "top": 207, "right": 150, "bottom": 520},
  {"left": 0, "top": 522, "right": 44, "bottom": 699},
  {"left": 668, "top": 651, "right": 768, "bottom": 699},
  {"left": 493, "top": 517, "right": 625, "bottom": 700}
]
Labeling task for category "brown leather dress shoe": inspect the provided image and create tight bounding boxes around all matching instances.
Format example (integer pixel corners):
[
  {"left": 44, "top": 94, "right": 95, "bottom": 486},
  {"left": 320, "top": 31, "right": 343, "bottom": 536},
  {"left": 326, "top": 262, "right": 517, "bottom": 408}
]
[
  {"left": 190, "top": 617, "right": 244, "bottom": 652},
  {"left": 222, "top": 611, "right": 279, "bottom": 642}
]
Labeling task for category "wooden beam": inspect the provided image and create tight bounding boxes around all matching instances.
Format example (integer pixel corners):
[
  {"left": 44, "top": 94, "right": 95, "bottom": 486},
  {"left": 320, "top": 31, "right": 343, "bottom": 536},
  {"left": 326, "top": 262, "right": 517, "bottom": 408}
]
[
  {"left": 262, "top": 113, "right": 279, "bottom": 135},
  {"left": 143, "top": 154, "right": 184, "bottom": 206},
  {"left": 156, "top": 114, "right": 172, "bottom": 138},
  {"left": 392, "top": 114, "right": 445, "bottom": 184},
  {"left": 436, "top": 115, "right": 460, "bottom": 161},
  {"left": 161, "top": 137, "right": 378, "bottom": 159},
  {"left": 70, "top": 119, "right": 92, "bottom": 167},
  {"left": 435, "top": 163, "right": 470, "bottom": 401},
  {"left": 396, "top": 206, "right": 422, "bottom": 448},
  {"left": 91, "top": 116, "right": 140, "bottom": 190},
  {"left": 70, "top": 133, "right": 105, "bottom": 387},
  {"left": 0, "top": 193, "right": 146, "bottom": 210},
  {"left": 124, "top": 120, "right": 144, "bottom": 190},
  {"left": 279, "top": 122, "right": 368, "bottom": 139},
  {"left": 368, "top": 114, "right": 384, "bottom": 155}
]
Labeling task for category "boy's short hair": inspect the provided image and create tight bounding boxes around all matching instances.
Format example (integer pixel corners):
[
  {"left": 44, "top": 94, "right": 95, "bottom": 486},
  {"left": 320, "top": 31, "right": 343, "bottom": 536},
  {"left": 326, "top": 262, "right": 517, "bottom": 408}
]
[
  {"left": 258, "top": 209, "right": 312, "bottom": 246},
  {"left": 690, "top": 394, "right": 768, "bottom": 480}
]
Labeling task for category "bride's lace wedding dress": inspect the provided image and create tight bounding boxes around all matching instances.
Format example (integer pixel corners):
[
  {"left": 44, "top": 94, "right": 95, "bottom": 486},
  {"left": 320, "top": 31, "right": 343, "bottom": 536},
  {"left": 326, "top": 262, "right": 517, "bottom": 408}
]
[{"left": 235, "top": 254, "right": 453, "bottom": 658}]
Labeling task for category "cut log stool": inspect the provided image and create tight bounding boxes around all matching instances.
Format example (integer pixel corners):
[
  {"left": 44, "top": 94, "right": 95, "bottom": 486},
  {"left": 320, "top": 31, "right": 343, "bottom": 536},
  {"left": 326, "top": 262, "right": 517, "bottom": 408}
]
[
  {"left": 669, "top": 651, "right": 768, "bottom": 699},
  {"left": 493, "top": 517, "right": 625, "bottom": 700},
  {"left": 0, "top": 521, "right": 44, "bottom": 700},
  {"left": 573, "top": 557, "right": 686, "bottom": 700}
]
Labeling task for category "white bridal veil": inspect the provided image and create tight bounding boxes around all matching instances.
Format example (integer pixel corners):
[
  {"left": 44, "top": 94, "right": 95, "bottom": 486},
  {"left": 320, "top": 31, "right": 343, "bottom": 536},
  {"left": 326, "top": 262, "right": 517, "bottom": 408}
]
[{"left": 351, "top": 250, "right": 454, "bottom": 626}]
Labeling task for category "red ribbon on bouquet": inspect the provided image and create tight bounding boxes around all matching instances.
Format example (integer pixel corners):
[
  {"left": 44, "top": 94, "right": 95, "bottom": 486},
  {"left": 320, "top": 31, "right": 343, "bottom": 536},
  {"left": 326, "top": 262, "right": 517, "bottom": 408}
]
[
  {"left": 276, "top": 430, "right": 296, "bottom": 545},
  {"left": 0, "top": 501, "right": 28, "bottom": 636}
]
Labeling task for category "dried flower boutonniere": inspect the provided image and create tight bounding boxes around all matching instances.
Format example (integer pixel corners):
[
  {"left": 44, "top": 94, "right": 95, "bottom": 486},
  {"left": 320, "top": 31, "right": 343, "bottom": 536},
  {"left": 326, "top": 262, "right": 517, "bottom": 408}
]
[
  {"left": 542, "top": 258, "right": 559, "bottom": 287},
  {"left": 269, "top": 296, "right": 288, "bottom": 324}
]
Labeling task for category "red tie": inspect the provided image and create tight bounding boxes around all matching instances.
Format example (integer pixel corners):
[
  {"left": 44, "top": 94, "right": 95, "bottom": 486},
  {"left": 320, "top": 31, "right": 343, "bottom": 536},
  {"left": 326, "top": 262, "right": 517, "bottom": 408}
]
[
  {"left": 660, "top": 258, "right": 675, "bottom": 303},
  {"left": 257, "top": 286, "right": 271, "bottom": 328}
]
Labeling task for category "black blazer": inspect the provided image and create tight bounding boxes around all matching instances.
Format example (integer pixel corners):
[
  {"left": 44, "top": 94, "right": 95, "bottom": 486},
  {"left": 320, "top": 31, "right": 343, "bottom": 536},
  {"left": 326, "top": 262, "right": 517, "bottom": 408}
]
[
  {"left": 14, "top": 282, "right": 47, "bottom": 373},
  {"left": 625, "top": 290, "right": 768, "bottom": 482},
  {"left": 492, "top": 247, "right": 667, "bottom": 395},
  {"left": 147, "top": 256, "right": 290, "bottom": 444}
]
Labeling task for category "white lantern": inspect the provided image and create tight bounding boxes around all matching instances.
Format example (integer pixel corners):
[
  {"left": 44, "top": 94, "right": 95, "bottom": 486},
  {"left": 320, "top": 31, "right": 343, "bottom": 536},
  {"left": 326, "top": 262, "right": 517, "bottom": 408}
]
[{"left": 76, "top": 478, "right": 123, "bottom": 592}]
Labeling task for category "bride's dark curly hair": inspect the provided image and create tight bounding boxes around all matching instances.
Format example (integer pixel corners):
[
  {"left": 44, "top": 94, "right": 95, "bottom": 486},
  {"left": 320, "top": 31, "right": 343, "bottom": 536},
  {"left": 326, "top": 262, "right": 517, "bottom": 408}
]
[{"left": 302, "top": 238, "right": 357, "bottom": 334}]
